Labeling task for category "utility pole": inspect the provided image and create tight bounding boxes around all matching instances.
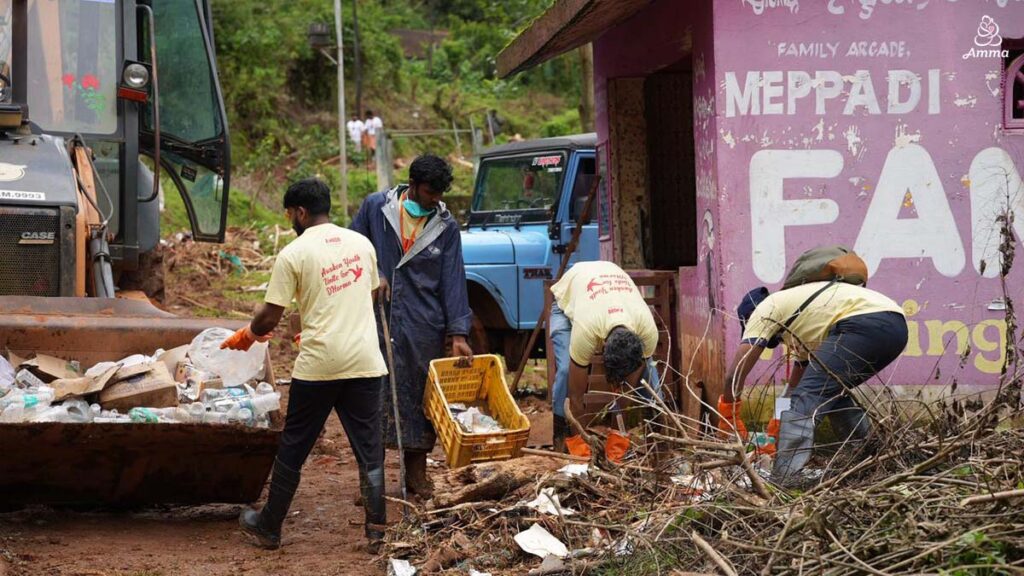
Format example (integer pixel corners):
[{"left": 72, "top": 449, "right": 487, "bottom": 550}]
[
  {"left": 352, "top": 0, "right": 363, "bottom": 118},
  {"left": 333, "top": 0, "right": 348, "bottom": 219},
  {"left": 578, "top": 43, "right": 595, "bottom": 133}
]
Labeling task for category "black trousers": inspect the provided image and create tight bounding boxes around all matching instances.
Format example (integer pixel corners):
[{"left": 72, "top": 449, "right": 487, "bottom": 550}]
[{"left": 276, "top": 377, "right": 384, "bottom": 474}]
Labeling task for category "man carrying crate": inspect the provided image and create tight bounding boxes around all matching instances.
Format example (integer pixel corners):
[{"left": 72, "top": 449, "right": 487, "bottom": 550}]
[
  {"left": 352, "top": 155, "right": 473, "bottom": 498},
  {"left": 222, "top": 178, "right": 389, "bottom": 551},
  {"left": 548, "top": 261, "right": 661, "bottom": 452}
]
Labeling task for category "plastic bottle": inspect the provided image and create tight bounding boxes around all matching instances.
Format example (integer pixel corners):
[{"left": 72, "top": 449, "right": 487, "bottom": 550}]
[
  {"left": 255, "top": 382, "right": 275, "bottom": 395},
  {"left": 14, "top": 369, "right": 47, "bottom": 390},
  {"left": 187, "top": 402, "right": 207, "bottom": 422},
  {"left": 0, "top": 355, "right": 14, "bottom": 391},
  {"left": 226, "top": 405, "right": 254, "bottom": 425},
  {"left": 246, "top": 391, "right": 280, "bottom": 417},
  {"left": 128, "top": 407, "right": 160, "bottom": 423},
  {"left": 200, "top": 385, "right": 253, "bottom": 405},
  {"left": 32, "top": 399, "right": 92, "bottom": 423},
  {"left": 0, "top": 388, "right": 55, "bottom": 422}
]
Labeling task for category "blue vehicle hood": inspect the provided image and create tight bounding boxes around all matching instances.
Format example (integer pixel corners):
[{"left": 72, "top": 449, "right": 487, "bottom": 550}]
[{"left": 460, "top": 229, "right": 515, "bottom": 265}]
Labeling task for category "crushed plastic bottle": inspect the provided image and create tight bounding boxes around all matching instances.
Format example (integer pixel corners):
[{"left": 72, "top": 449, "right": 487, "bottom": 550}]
[
  {"left": 15, "top": 369, "right": 47, "bottom": 390},
  {"left": 33, "top": 398, "right": 92, "bottom": 423},
  {"left": 128, "top": 407, "right": 161, "bottom": 423},
  {"left": 188, "top": 327, "right": 267, "bottom": 387},
  {"left": 0, "top": 387, "right": 56, "bottom": 423},
  {"left": 200, "top": 384, "right": 254, "bottom": 405}
]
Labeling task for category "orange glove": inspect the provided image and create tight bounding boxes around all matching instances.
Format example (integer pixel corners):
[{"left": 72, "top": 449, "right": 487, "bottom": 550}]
[
  {"left": 220, "top": 325, "right": 272, "bottom": 351},
  {"left": 565, "top": 435, "right": 592, "bottom": 459},
  {"left": 717, "top": 396, "right": 748, "bottom": 440},
  {"left": 293, "top": 333, "right": 301, "bottom": 346},
  {"left": 605, "top": 431, "right": 630, "bottom": 463}
]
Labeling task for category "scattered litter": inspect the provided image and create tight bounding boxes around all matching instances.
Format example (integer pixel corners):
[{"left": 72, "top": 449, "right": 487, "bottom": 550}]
[
  {"left": 387, "top": 558, "right": 416, "bottom": 576},
  {"left": 530, "top": 555, "right": 565, "bottom": 574},
  {"left": 522, "top": 487, "right": 575, "bottom": 516},
  {"left": 468, "top": 570, "right": 491, "bottom": 576},
  {"left": 557, "top": 463, "right": 589, "bottom": 477},
  {"left": 243, "top": 281, "right": 269, "bottom": 293},
  {"left": 514, "top": 524, "right": 568, "bottom": 559}
]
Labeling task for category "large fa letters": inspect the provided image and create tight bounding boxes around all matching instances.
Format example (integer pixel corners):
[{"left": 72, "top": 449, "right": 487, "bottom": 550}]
[
  {"left": 750, "top": 146, "right": 1024, "bottom": 282},
  {"left": 749, "top": 150, "right": 843, "bottom": 283}
]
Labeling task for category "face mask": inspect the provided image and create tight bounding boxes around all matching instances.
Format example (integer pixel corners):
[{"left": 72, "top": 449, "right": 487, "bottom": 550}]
[{"left": 403, "top": 197, "right": 436, "bottom": 218}]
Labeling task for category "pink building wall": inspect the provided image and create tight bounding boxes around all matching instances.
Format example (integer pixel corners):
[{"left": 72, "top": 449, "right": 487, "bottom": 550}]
[{"left": 594, "top": 0, "right": 1024, "bottom": 391}]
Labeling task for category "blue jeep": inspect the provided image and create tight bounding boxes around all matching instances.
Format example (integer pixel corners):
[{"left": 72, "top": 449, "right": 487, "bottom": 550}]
[{"left": 461, "top": 133, "right": 599, "bottom": 369}]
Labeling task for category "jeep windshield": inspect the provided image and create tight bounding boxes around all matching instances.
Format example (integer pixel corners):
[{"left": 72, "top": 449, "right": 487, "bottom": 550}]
[{"left": 469, "top": 152, "right": 566, "bottom": 226}]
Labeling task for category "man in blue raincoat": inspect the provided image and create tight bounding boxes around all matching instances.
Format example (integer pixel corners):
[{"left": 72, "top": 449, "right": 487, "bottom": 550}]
[{"left": 351, "top": 154, "right": 473, "bottom": 498}]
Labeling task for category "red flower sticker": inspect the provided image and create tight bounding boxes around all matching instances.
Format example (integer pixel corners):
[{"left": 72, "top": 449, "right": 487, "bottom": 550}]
[
  {"left": 62, "top": 73, "right": 75, "bottom": 87},
  {"left": 81, "top": 74, "right": 100, "bottom": 90}
]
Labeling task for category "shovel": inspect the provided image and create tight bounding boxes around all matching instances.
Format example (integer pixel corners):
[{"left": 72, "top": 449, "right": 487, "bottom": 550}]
[{"left": 379, "top": 300, "right": 409, "bottom": 511}]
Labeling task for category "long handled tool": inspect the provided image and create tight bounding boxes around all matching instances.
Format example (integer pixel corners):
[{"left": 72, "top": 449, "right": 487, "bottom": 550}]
[{"left": 379, "top": 299, "right": 408, "bottom": 509}]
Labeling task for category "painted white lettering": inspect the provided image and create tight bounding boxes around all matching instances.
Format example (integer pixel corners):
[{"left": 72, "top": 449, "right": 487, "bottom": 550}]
[
  {"left": 814, "top": 71, "right": 844, "bottom": 115},
  {"left": 843, "top": 70, "right": 882, "bottom": 115},
  {"left": 854, "top": 144, "right": 965, "bottom": 277},
  {"left": 969, "top": 147, "right": 1024, "bottom": 278},
  {"left": 750, "top": 150, "right": 843, "bottom": 283},
  {"left": 725, "top": 71, "right": 761, "bottom": 117},
  {"left": 928, "top": 69, "right": 941, "bottom": 114},
  {"left": 763, "top": 71, "right": 785, "bottom": 115},
  {"left": 887, "top": 70, "right": 921, "bottom": 114},
  {"left": 787, "top": 71, "right": 813, "bottom": 114}
]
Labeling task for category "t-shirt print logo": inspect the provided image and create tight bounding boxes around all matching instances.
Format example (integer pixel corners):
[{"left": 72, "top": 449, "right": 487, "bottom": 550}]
[
  {"left": 975, "top": 15, "right": 1002, "bottom": 47},
  {"left": 321, "top": 255, "right": 364, "bottom": 296}
]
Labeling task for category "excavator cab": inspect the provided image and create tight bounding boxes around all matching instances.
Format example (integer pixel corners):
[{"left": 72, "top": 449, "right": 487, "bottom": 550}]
[{"left": 0, "top": 0, "right": 230, "bottom": 297}]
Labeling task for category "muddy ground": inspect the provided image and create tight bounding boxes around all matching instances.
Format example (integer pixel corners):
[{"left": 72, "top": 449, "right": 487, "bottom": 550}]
[
  {"left": 0, "top": 369, "right": 553, "bottom": 576},
  {"left": 0, "top": 234, "right": 553, "bottom": 576}
]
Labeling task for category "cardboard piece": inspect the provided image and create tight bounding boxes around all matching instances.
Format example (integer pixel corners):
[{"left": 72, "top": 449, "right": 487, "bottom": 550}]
[
  {"left": 157, "top": 346, "right": 189, "bottom": 379},
  {"left": 51, "top": 364, "right": 120, "bottom": 402},
  {"left": 23, "top": 354, "right": 81, "bottom": 382},
  {"left": 99, "top": 363, "right": 178, "bottom": 411},
  {"left": 112, "top": 362, "right": 156, "bottom": 383},
  {"left": 5, "top": 349, "right": 26, "bottom": 370}
]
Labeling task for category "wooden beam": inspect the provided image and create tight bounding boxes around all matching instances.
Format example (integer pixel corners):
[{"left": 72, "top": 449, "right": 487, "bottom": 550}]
[{"left": 497, "top": 0, "right": 652, "bottom": 78}]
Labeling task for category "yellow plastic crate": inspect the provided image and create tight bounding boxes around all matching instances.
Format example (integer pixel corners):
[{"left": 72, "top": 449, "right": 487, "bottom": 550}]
[{"left": 424, "top": 354, "right": 531, "bottom": 468}]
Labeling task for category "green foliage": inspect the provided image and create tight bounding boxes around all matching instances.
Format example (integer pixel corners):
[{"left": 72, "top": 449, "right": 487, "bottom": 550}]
[
  {"left": 541, "top": 108, "right": 581, "bottom": 137},
  {"left": 208, "top": 0, "right": 578, "bottom": 230}
]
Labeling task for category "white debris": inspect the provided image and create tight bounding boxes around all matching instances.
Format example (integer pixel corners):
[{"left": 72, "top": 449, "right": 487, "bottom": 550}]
[
  {"left": 468, "top": 570, "right": 492, "bottom": 576},
  {"left": 387, "top": 558, "right": 416, "bottom": 576},
  {"left": 514, "top": 524, "right": 569, "bottom": 559},
  {"left": 523, "top": 487, "right": 575, "bottom": 517},
  {"left": 557, "top": 463, "right": 589, "bottom": 477}
]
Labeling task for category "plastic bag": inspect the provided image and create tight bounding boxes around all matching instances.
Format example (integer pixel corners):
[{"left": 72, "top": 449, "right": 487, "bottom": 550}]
[
  {"left": 188, "top": 328, "right": 267, "bottom": 387},
  {"left": 0, "top": 355, "right": 14, "bottom": 390}
]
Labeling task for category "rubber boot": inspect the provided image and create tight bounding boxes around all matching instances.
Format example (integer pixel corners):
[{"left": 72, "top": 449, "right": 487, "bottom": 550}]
[
  {"left": 353, "top": 468, "right": 367, "bottom": 507},
  {"left": 404, "top": 450, "right": 433, "bottom": 499},
  {"left": 362, "top": 466, "right": 387, "bottom": 553},
  {"left": 770, "top": 410, "right": 816, "bottom": 487},
  {"left": 239, "top": 458, "right": 301, "bottom": 549},
  {"left": 552, "top": 415, "right": 570, "bottom": 453},
  {"left": 828, "top": 406, "right": 870, "bottom": 445}
]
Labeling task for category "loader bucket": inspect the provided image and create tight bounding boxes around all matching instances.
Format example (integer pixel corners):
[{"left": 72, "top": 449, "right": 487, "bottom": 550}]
[{"left": 0, "top": 296, "right": 281, "bottom": 507}]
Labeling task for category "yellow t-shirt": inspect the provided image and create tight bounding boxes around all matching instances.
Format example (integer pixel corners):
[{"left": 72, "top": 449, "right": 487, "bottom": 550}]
[
  {"left": 265, "top": 223, "right": 387, "bottom": 381},
  {"left": 550, "top": 261, "right": 659, "bottom": 366},
  {"left": 741, "top": 281, "right": 904, "bottom": 361}
]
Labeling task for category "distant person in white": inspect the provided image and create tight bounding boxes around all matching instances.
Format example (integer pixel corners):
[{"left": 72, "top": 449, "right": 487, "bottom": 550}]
[
  {"left": 363, "top": 110, "right": 383, "bottom": 157},
  {"left": 347, "top": 114, "right": 364, "bottom": 153}
]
